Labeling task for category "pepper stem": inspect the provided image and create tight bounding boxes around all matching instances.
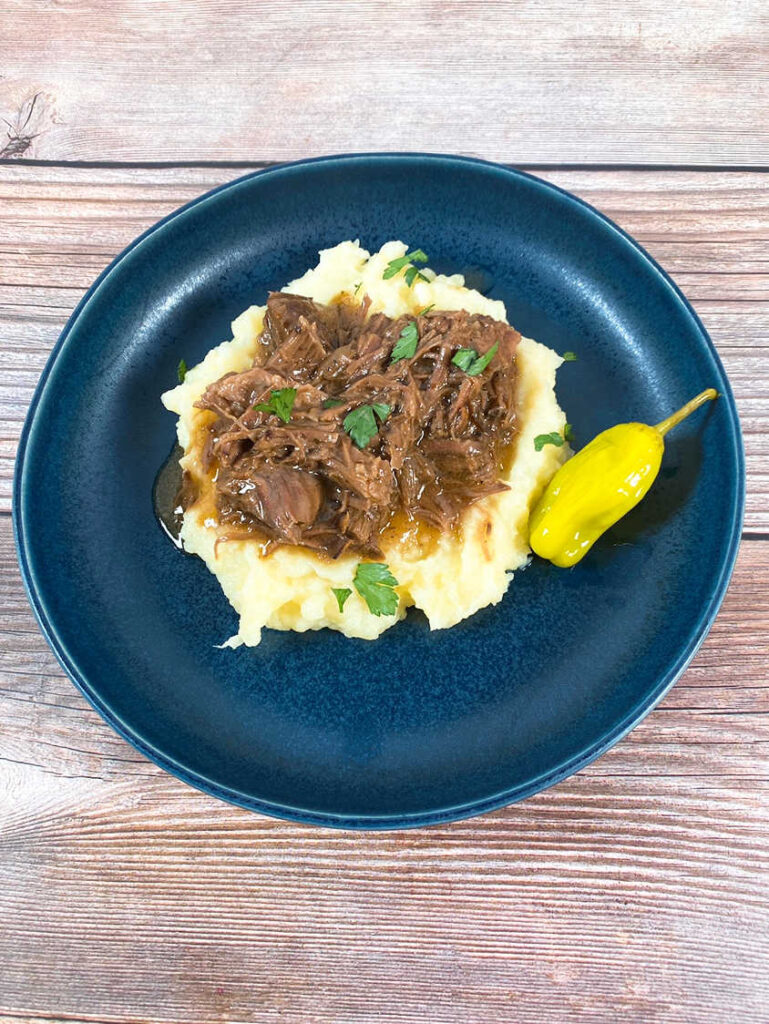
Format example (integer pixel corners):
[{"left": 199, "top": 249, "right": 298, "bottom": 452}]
[{"left": 654, "top": 388, "right": 719, "bottom": 437}]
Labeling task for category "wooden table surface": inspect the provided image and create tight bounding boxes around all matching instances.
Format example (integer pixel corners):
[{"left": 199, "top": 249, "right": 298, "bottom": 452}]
[{"left": 1, "top": 4, "right": 768, "bottom": 1022}]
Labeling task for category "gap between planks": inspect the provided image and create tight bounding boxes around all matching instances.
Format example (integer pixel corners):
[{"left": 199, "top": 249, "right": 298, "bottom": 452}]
[{"left": 2, "top": 159, "right": 769, "bottom": 172}]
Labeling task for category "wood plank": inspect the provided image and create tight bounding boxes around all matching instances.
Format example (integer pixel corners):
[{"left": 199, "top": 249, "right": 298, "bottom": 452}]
[
  {"left": 1, "top": 779, "right": 768, "bottom": 1024},
  {"left": 2, "top": 524, "right": 767, "bottom": 733},
  {"left": 3, "top": 519, "right": 767, "bottom": 773},
  {"left": 1, "top": 165, "right": 767, "bottom": 524},
  {"left": 1, "top": 1, "right": 768, "bottom": 165},
  {"left": 1, "top": 518, "right": 768, "bottom": 1022}
]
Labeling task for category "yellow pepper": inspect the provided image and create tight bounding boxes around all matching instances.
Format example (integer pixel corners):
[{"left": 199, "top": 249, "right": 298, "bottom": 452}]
[{"left": 529, "top": 388, "right": 718, "bottom": 568}]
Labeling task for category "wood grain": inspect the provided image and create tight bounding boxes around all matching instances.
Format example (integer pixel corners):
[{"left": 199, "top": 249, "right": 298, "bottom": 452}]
[
  {"left": 1, "top": 164, "right": 767, "bottom": 526},
  {"left": 0, "top": 0, "right": 768, "bottom": 166},
  {"left": 1, "top": 510, "right": 768, "bottom": 1023},
  {"left": 1, "top": 37, "right": 768, "bottom": 1009}
]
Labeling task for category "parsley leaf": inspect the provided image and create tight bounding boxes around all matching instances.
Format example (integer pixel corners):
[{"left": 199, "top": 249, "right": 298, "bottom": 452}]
[
  {"left": 564, "top": 422, "right": 575, "bottom": 442},
  {"left": 417, "top": 304, "right": 434, "bottom": 316},
  {"left": 534, "top": 431, "right": 565, "bottom": 452},
  {"left": 354, "top": 562, "right": 399, "bottom": 617},
  {"left": 562, "top": 351, "right": 578, "bottom": 361},
  {"left": 253, "top": 387, "right": 296, "bottom": 424},
  {"left": 177, "top": 359, "right": 187, "bottom": 383},
  {"left": 332, "top": 587, "right": 352, "bottom": 613},
  {"left": 451, "top": 348, "right": 476, "bottom": 372},
  {"left": 451, "top": 341, "right": 499, "bottom": 377},
  {"left": 353, "top": 281, "right": 362, "bottom": 295},
  {"left": 343, "top": 403, "right": 391, "bottom": 448},
  {"left": 383, "top": 249, "right": 428, "bottom": 280},
  {"left": 390, "top": 321, "right": 419, "bottom": 363},
  {"left": 468, "top": 342, "right": 499, "bottom": 375},
  {"left": 322, "top": 398, "right": 343, "bottom": 409},
  {"left": 404, "top": 265, "right": 428, "bottom": 287}
]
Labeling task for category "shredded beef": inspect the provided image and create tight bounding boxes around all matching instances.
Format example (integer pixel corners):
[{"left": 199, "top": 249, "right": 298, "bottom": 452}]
[{"left": 194, "top": 291, "right": 520, "bottom": 557}]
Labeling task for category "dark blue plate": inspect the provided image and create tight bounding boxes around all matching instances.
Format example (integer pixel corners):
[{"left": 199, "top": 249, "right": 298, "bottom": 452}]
[{"left": 14, "top": 155, "right": 744, "bottom": 828}]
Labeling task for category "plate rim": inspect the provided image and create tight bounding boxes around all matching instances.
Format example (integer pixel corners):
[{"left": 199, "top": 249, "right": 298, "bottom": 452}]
[{"left": 12, "top": 152, "right": 746, "bottom": 829}]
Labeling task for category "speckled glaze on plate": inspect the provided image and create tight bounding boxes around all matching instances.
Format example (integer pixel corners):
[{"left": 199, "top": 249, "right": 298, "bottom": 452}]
[{"left": 13, "top": 155, "right": 744, "bottom": 828}]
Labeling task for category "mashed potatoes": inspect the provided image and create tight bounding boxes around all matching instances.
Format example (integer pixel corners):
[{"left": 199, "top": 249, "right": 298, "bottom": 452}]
[{"left": 162, "top": 241, "right": 569, "bottom": 645}]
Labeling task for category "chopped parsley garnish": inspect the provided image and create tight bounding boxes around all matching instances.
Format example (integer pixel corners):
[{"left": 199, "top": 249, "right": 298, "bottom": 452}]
[
  {"left": 383, "top": 249, "right": 428, "bottom": 282},
  {"left": 332, "top": 587, "right": 352, "bottom": 613},
  {"left": 177, "top": 359, "right": 187, "bottom": 383},
  {"left": 451, "top": 341, "right": 499, "bottom": 377},
  {"left": 404, "top": 265, "right": 428, "bottom": 287},
  {"left": 452, "top": 348, "right": 479, "bottom": 373},
  {"left": 564, "top": 422, "right": 575, "bottom": 442},
  {"left": 562, "top": 351, "right": 578, "bottom": 361},
  {"left": 343, "top": 403, "right": 391, "bottom": 448},
  {"left": 322, "top": 397, "right": 344, "bottom": 409},
  {"left": 417, "top": 304, "right": 435, "bottom": 316},
  {"left": 353, "top": 281, "right": 362, "bottom": 295},
  {"left": 534, "top": 431, "right": 565, "bottom": 452},
  {"left": 354, "top": 562, "right": 399, "bottom": 616},
  {"left": 390, "top": 321, "right": 419, "bottom": 363},
  {"left": 253, "top": 387, "right": 296, "bottom": 424}
]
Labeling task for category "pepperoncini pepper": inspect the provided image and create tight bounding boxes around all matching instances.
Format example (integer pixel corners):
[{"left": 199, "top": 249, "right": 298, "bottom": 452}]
[{"left": 529, "top": 388, "right": 718, "bottom": 568}]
